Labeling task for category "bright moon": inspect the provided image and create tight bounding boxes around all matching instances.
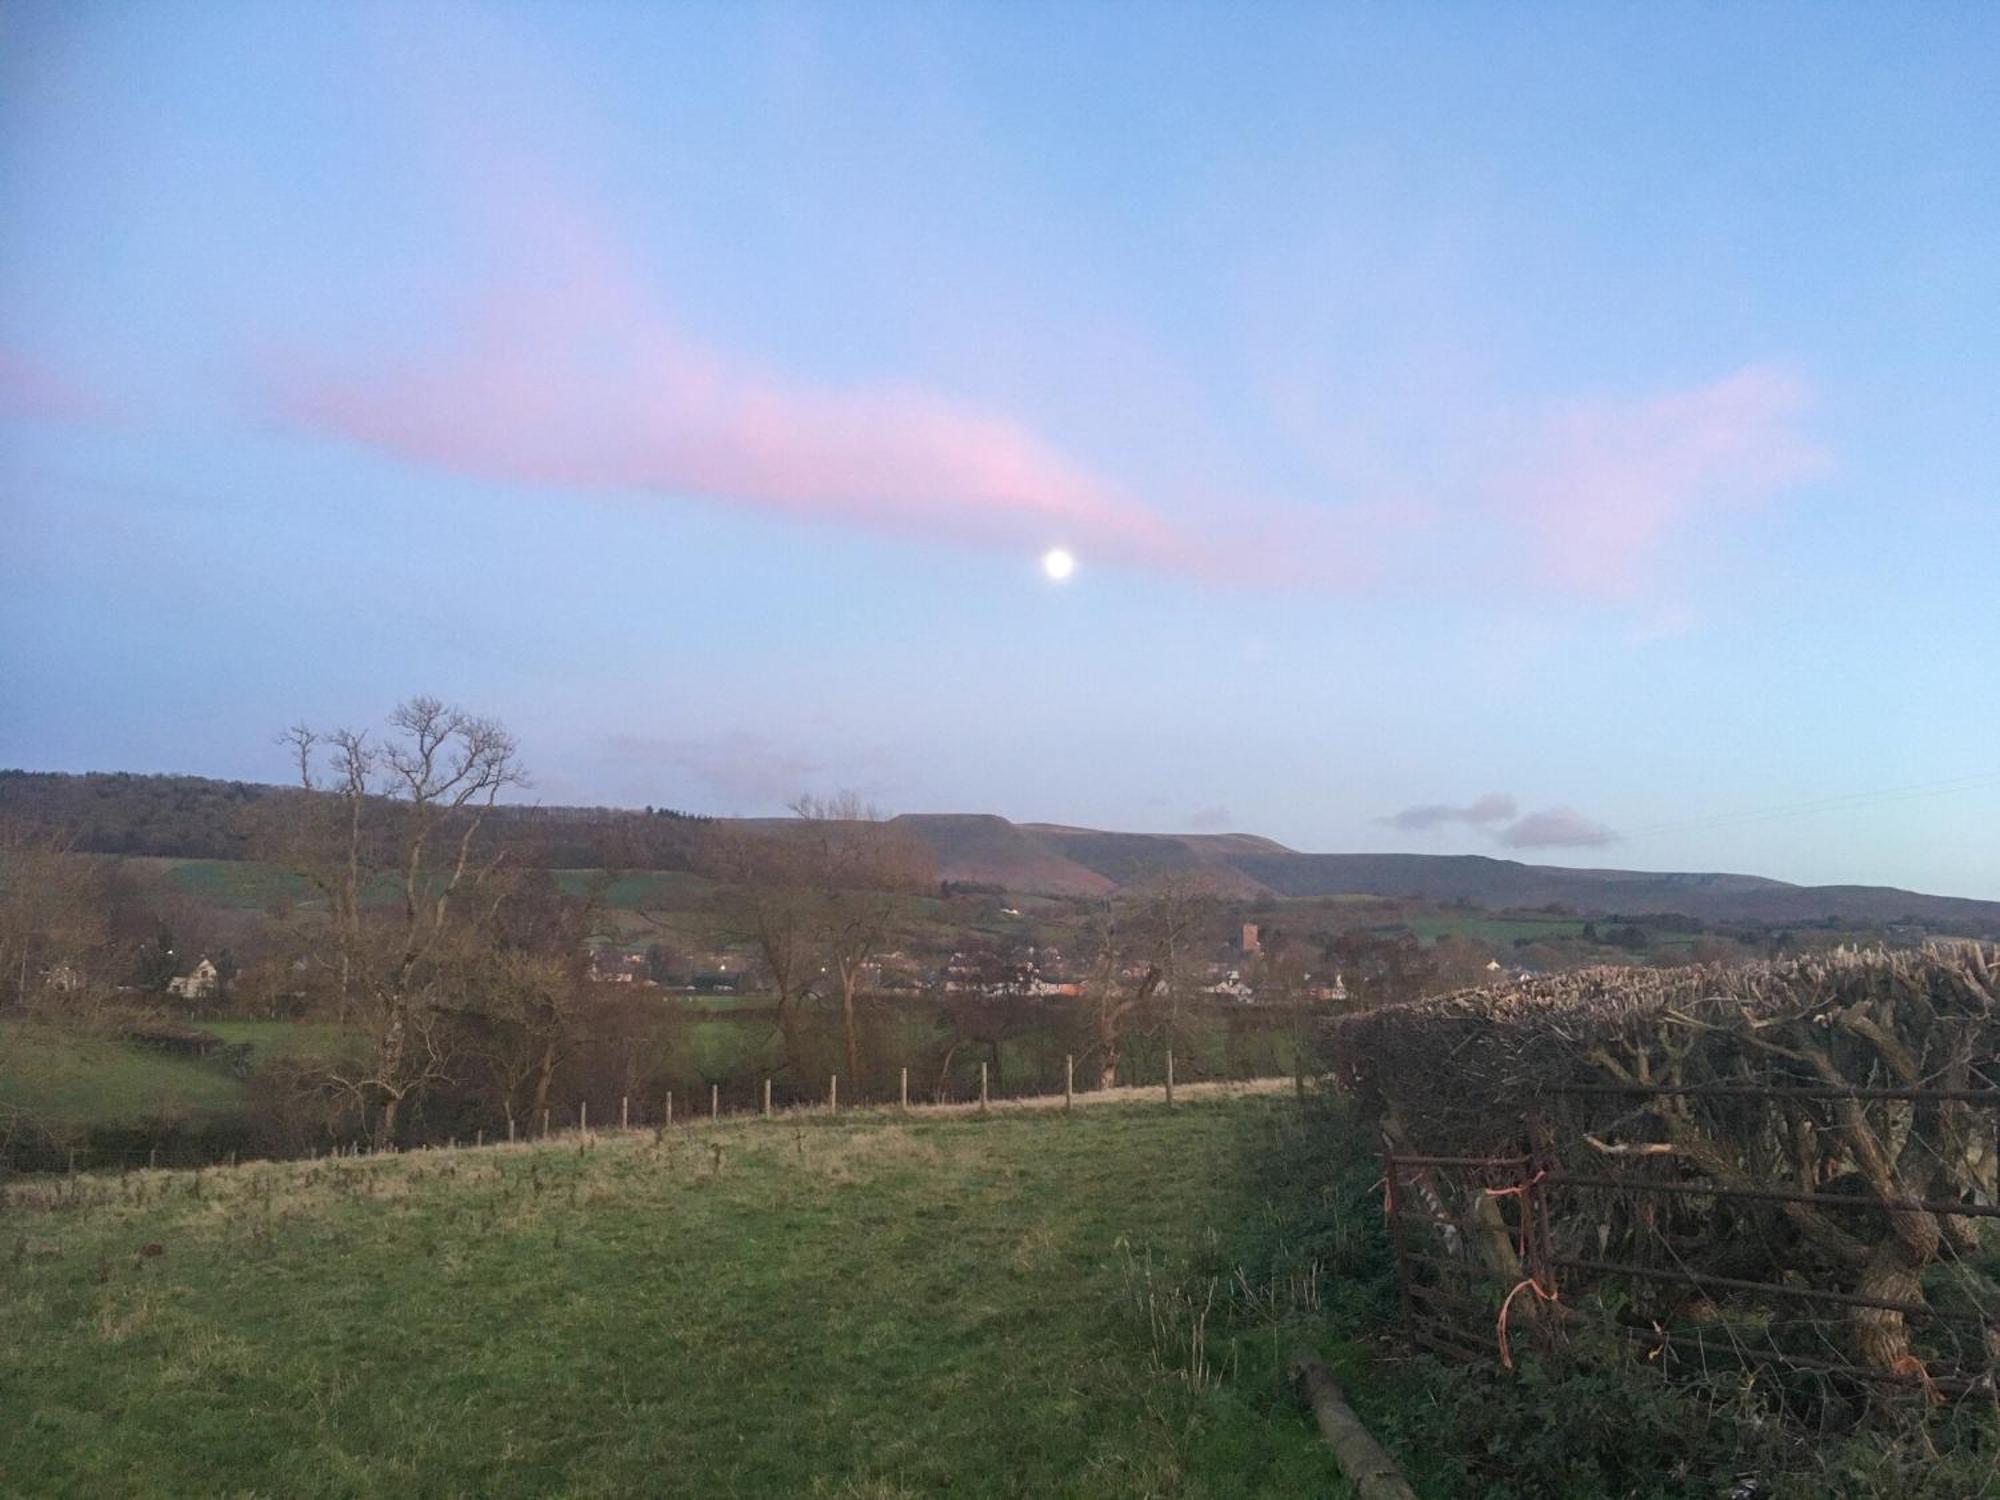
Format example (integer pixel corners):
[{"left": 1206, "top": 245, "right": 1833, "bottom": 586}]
[{"left": 1041, "top": 547, "right": 1076, "bottom": 582}]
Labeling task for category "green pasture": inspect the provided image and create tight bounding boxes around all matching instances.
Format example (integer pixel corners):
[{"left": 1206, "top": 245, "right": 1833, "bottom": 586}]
[{"left": 2, "top": 1097, "right": 1358, "bottom": 1498}]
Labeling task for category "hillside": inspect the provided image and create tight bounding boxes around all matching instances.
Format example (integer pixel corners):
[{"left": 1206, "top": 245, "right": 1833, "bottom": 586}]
[{"left": 7, "top": 768, "right": 1996, "bottom": 933}]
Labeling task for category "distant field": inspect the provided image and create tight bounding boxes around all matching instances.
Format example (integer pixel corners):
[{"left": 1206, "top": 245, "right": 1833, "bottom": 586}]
[
  {"left": 0, "top": 1022, "right": 245, "bottom": 1130},
  {"left": 551, "top": 867, "right": 715, "bottom": 909},
  {"left": 1, "top": 1097, "right": 1356, "bottom": 1498},
  {"left": 116, "top": 856, "right": 316, "bottom": 910},
  {"left": 192, "top": 1020, "right": 357, "bottom": 1061},
  {"left": 1394, "top": 913, "right": 1588, "bottom": 946}
]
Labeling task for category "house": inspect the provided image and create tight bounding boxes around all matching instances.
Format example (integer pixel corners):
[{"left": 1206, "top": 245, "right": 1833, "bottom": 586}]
[
  {"left": 1307, "top": 973, "right": 1348, "bottom": 1004},
  {"left": 167, "top": 957, "right": 220, "bottom": 1001},
  {"left": 1207, "top": 969, "right": 1255, "bottom": 1002},
  {"left": 588, "top": 950, "right": 652, "bottom": 985}
]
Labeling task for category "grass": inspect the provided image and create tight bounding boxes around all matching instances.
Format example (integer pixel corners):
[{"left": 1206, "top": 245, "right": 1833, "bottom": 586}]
[
  {"left": 191, "top": 1020, "right": 357, "bottom": 1061},
  {"left": 0, "top": 1022, "right": 246, "bottom": 1131},
  {"left": 132, "top": 857, "right": 316, "bottom": 911},
  {"left": 1, "top": 1096, "right": 1359, "bottom": 1499}
]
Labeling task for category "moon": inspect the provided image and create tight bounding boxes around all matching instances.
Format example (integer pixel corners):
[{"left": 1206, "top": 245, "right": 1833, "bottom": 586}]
[{"left": 1041, "top": 547, "right": 1076, "bottom": 582}]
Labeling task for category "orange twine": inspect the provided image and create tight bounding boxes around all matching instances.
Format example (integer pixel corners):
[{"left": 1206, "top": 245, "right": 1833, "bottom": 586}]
[
  {"left": 1496, "top": 1276, "right": 1559, "bottom": 1370},
  {"left": 1889, "top": 1354, "right": 1947, "bottom": 1405}
]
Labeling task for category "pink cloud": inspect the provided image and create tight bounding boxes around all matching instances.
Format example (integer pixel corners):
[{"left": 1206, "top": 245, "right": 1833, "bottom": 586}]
[
  {"left": 1506, "top": 365, "right": 1830, "bottom": 598},
  {"left": 1494, "top": 807, "right": 1618, "bottom": 850},
  {"left": 0, "top": 347, "right": 107, "bottom": 423},
  {"left": 262, "top": 218, "right": 1212, "bottom": 576}
]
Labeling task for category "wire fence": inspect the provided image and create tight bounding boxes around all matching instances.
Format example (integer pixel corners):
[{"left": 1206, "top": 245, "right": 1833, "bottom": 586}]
[{"left": 1381, "top": 1078, "right": 2000, "bottom": 1420}]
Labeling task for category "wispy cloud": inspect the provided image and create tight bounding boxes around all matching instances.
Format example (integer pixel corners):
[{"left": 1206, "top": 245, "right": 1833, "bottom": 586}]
[
  {"left": 1383, "top": 792, "right": 1518, "bottom": 831},
  {"left": 252, "top": 8, "right": 1827, "bottom": 606},
  {"left": 0, "top": 348, "right": 107, "bottom": 423},
  {"left": 1503, "top": 364, "right": 1829, "bottom": 599},
  {"left": 1493, "top": 807, "right": 1618, "bottom": 850},
  {"left": 601, "top": 730, "right": 825, "bottom": 808},
  {"left": 1184, "top": 804, "right": 1234, "bottom": 831},
  {"left": 1386, "top": 792, "right": 1618, "bottom": 850}
]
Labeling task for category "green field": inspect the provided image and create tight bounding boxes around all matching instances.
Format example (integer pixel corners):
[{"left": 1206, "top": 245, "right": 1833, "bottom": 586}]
[
  {"left": 0, "top": 1022, "right": 245, "bottom": 1131},
  {"left": 2, "top": 1097, "right": 1363, "bottom": 1498}
]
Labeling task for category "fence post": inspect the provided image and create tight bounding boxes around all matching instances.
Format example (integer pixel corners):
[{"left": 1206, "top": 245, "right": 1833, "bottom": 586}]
[
  {"left": 900, "top": 1066, "right": 909, "bottom": 1112},
  {"left": 1166, "top": 1050, "right": 1175, "bottom": 1107},
  {"left": 149, "top": 1145, "right": 159, "bottom": 1170},
  {"left": 621, "top": 1096, "right": 629, "bottom": 1131},
  {"left": 710, "top": 1084, "right": 719, "bottom": 1122},
  {"left": 580, "top": 1100, "right": 588, "bottom": 1135},
  {"left": 542, "top": 1108, "right": 550, "bottom": 1139},
  {"left": 476, "top": 1128, "right": 484, "bottom": 1148},
  {"left": 830, "top": 1075, "right": 838, "bottom": 1114},
  {"left": 1065, "top": 1054, "right": 1074, "bottom": 1111},
  {"left": 763, "top": 1078, "right": 773, "bottom": 1118},
  {"left": 979, "top": 1061, "right": 989, "bottom": 1114},
  {"left": 666, "top": 1091, "right": 673, "bottom": 1127}
]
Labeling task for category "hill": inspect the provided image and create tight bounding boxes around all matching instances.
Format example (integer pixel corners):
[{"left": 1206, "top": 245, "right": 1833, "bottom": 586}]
[{"left": 6, "top": 768, "right": 1996, "bottom": 933}]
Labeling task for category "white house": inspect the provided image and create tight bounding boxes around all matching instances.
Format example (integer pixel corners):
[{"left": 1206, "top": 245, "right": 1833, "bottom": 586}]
[{"left": 167, "top": 957, "right": 220, "bottom": 1001}]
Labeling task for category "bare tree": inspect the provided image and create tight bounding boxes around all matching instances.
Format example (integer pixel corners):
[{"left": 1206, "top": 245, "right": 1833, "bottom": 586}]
[
  {"left": 0, "top": 821, "right": 110, "bottom": 1013},
  {"left": 789, "top": 792, "right": 931, "bottom": 1088},
  {"left": 275, "top": 696, "right": 526, "bottom": 1144},
  {"left": 1075, "top": 875, "right": 1217, "bottom": 1089},
  {"left": 708, "top": 824, "right": 821, "bottom": 1067}
]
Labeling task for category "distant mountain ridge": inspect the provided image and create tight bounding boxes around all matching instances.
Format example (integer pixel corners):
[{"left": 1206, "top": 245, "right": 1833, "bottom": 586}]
[
  {"left": 881, "top": 814, "right": 2000, "bottom": 931},
  {"left": 4, "top": 769, "right": 1995, "bottom": 933}
]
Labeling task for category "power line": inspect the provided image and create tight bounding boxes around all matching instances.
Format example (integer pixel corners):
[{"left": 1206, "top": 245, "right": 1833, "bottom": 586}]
[{"left": 1616, "top": 772, "right": 2000, "bottom": 842}]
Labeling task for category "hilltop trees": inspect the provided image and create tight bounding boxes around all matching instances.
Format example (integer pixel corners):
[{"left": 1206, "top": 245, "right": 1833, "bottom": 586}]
[{"left": 274, "top": 697, "right": 526, "bottom": 1144}]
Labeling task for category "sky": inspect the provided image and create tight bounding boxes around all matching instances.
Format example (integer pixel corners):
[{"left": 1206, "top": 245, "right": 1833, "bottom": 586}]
[{"left": 2, "top": 1, "right": 1997, "bottom": 898}]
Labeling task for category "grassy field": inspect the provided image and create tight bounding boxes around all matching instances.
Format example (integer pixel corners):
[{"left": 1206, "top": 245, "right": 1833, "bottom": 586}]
[
  {"left": 1, "top": 1096, "right": 1358, "bottom": 1498},
  {"left": 0, "top": 1022, "right": 245, "bottom": 1131}
]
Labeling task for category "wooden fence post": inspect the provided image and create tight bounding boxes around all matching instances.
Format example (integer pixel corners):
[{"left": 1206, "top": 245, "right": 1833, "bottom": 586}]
[
  {"left": 763, "top": 1078, "right": 773, "bottom": 1118},
  {"left": 476, "top": 1128, "right": 484, "bottom": 1148},
  {"left": 829, "top": 1075, "right": 838, "bottom": 1114},
  {"left": 1166, "top": 1050, "right": 1175, "bottom": 1107},
  {"left": 900, "top": 1066, "right": 909, "bottom": 1112},
  {"left": 541, "top": 1108, "right": 550, "bottom": 1139},
  {"left": 666, "top": 1091, "right": 673, "bottom": 1127},
  {"left": 710, "top": 1084, "right": 719, "bottom": 1122},
  {"left": 580, "top": 1100, "right": 588, "bottom": 1135},
  {"left": 979, "top": 1061, "right": 989, "bottom": 1114},
  {"left": 149, "top": 1145, "right": 159, "bottom": 1170},
  {"left": 621, "top": 1096, "right": 629, "bottom": 1130},
  {"left": 1065, "top": 1054, "right": 1074, "bottom": 1111}
]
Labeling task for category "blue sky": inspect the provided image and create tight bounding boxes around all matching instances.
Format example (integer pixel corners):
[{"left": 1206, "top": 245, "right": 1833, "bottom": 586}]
[{"left": 3, "top": 1, "right": 1997, "bottom": 897}]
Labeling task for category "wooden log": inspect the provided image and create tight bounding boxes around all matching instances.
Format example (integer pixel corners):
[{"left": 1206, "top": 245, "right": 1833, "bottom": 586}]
[{"left": 1287, "top": 1350, "right": 1417, "bottom": 1500}]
